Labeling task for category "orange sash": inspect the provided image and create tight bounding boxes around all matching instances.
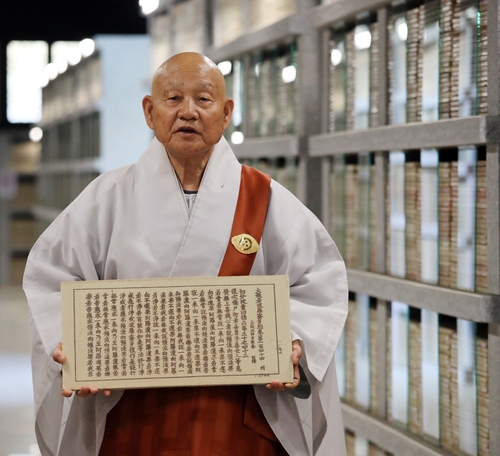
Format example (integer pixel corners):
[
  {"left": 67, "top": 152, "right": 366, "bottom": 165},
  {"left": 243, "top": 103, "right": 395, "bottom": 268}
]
[
  {"left": 99, "top": 166, "right": 286, "bottom": 456},
  {"left": 218, "top": 165, "right": 271, "bottom": 276}
]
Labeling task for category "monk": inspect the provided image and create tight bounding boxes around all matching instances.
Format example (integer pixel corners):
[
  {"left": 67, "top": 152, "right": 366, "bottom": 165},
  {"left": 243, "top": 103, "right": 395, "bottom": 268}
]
[{"left": 24, "top": 52, "right": 348, "bottom": 455}]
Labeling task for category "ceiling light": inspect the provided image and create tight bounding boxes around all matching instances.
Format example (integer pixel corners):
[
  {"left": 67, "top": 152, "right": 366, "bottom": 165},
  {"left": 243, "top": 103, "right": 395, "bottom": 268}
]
[
  {"left": 231, "top": 131, "right": 244, "bottom": 144},
  {"left": 331, "top": 49, "right": 343, "bottom": 66},
  {"left": 282, "top": 65, "right": 296, "bottom": 83},
  {"left": 29, "top": 127, "right": 43, "bottom": 142},
  {"left": 397, "top": 22, "right": 408, "bottom": 41},
  {"left": 254, "top": 63, "right": 261, "bottom": 77},
  {"left": 217, "top": 61, "right": 232, "bottom": 76},
  {"left": 139, "top": 0, "right": 159, "bottom": 15},
  {"left": 67, "top": 48, "right": 82, "bottom": 66},
  {"left": 44, "top": 63, "right": 58, "bottom": 81},
  {"left": 40, "top": 74, "right": 49, "bottom": 88},
  {"left": 54, "top": 57, "right": 68, "bottom": 74},
  {"left": 79, "top": 39, "right": 95, "bottom": 58},
  {"left": 354, "top": 27, "right": 371, "bottom": 50}
]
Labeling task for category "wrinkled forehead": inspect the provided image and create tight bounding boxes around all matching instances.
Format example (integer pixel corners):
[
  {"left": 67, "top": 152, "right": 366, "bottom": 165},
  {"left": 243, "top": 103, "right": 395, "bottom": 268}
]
[{"left": 153, "top": 64, "right": 224, "bottom": 96}]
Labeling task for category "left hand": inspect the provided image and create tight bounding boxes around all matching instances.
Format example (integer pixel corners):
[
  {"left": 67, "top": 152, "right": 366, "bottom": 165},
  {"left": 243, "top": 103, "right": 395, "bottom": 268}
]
[{"left": 266, "top": 339, "right": 302, "bottom": 392}]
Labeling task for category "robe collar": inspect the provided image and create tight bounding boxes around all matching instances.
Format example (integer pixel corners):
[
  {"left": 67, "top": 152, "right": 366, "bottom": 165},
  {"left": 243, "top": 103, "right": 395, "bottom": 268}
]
[{"left": 135, "top": 136, "right": 241, "bottom": 278}]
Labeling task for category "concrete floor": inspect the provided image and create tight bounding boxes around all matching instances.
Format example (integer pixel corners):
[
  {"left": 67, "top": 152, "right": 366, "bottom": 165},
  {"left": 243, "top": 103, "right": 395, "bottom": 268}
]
[{"left": 0, "top": 285, "right": 40, "bottom": 456}]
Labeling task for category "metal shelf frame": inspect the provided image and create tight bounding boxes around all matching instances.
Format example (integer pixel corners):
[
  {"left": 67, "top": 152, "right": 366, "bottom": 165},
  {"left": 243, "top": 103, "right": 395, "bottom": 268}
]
[
  {"left": 308, "top": 0, "right": 500, "bottom": 453},
  {"left": 342, "top": 404, "right": 456, "bottom": 456},
  {"left": 309, "top": 116, "right": 500, "bottom": 156},
  {"left": 205, "top": 13, "right": 307, "bottom": 62},
  {"left": 347, "top": 269, "right": 500, "bottom": 323},
  {"left": 311, "top": 0, "right": 392, "bottom": 29}
]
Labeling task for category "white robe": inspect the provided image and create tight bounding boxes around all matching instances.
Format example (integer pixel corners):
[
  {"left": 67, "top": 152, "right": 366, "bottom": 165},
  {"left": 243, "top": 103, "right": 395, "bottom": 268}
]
[{"left": 24, "top": 137, "right": 348, "bottom": 456}]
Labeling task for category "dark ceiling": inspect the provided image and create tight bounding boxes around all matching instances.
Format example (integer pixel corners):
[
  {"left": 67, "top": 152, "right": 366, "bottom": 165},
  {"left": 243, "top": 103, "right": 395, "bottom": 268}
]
[{"left": 0, "top": 0, "right": 147, "bottom": 42}]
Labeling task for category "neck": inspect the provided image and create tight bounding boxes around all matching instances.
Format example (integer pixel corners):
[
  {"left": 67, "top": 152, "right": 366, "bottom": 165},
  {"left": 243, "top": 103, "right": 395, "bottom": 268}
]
[{"left": 167, "top": 150, "right": 213, "bottom": 191}]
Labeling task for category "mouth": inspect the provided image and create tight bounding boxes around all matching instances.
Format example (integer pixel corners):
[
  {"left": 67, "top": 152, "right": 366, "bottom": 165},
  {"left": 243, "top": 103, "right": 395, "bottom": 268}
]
[{"left": 175, "top": 126, "right": 198, "bottom": 134}]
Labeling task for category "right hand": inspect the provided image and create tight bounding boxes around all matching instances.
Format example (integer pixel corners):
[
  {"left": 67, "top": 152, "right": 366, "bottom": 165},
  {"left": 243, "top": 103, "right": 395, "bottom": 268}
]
[{"left": 53, "top": 342, "right": 111, "bottom": 398}]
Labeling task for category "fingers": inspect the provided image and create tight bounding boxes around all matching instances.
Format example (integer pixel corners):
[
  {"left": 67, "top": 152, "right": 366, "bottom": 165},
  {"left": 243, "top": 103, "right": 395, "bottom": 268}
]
[
  {"left": 55, "top": 342, "right": 112, "bottom": 398},
  {"left": 265, "top": 378, "right": 299, "bottom": 391},
  {"left": 266, "top": 380, "right": 286, "bottom": 391},
  {"left": 76, "top": 387, "right": 112, "bottom": 398},
  {"left": 61, "top": 387, "right": 73, "bottom": 397},
  {"left": 76, "top": 387, "right": 99, "bottom": 397},
  {"left": 266, "top": 362, "right": 300, "bottom": 391},
  {"left": 291, "top": 340, "right": 302, "bottom": 364},
  {"left": 53, "top": 342, "right": 66, "bottom": 365},
  {"left": 266, "top": 340, "right": 303, "bottom": 392},
  {"left": 61, "top": 387, "right": 112, "bottom": 398}
]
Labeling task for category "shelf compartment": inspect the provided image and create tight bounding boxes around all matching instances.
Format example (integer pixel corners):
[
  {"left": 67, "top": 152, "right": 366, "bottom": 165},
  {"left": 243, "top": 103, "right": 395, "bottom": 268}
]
[
  {"left": 206, "top": 14, "right": 306, "bottom": 62},
  {"left": 342, "top": 403, "right": 456, "bottom": 456},
  {"left": 38, "top": 159, "right": 100, "bottom": 175},
  {"left": 346, "top": 269, "right": 500, "bottom": 323},
  {"left": 38, "top": 105, "right": 98, "bottom": 129},
  {"left": 309, "top": 116, "right": 500, "bottom": 156}
]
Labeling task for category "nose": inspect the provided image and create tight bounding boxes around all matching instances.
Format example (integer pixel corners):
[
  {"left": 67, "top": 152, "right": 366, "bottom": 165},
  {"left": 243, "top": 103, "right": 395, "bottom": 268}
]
[{"left": 178, "top": 97, "right": 198, "bottom": 120}]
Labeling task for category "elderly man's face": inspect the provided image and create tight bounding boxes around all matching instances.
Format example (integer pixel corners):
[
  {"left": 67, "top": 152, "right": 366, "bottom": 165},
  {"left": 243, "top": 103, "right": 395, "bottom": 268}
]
[{"left": 143, "top": 54, "right": 233, "bottom": 162}]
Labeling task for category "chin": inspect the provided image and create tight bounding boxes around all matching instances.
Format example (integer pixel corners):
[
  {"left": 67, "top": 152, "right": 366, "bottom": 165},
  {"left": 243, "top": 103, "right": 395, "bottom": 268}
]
[{"left": 167, "top": 143, "right": 213, "bottom": 161}]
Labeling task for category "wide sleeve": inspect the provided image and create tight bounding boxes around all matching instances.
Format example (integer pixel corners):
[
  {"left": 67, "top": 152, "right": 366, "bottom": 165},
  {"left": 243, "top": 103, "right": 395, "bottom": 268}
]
[
  {"left": 24, "top": 211, "right": 99, "bottom": 359},
  {"left": 23, "top": 210, "right": 100, "bottom": 455}
]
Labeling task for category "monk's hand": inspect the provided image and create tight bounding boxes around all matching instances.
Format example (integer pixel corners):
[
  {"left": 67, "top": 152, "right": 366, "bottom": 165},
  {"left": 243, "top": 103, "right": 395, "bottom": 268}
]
[
  {"left": 52, "top": 342, "right": 111, "bottom": 398},
  {"left": 266, "top": 339, "right": 302, "bottom": 392},
  {"left": 75, "top": 386, "right": 111, "bottom": 398}
]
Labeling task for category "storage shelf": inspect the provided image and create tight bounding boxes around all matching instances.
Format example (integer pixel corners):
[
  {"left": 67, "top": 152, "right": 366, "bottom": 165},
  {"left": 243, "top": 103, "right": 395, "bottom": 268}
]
[
  {"left": 38, "top": 104, "right": 98, "bottom": 129},
  {"left": 311, "top": 0, "right": 391, "bottom": 29},
  {"left": 232, "top": 135, "right": 302, "bottom": 159},
  {"left": 341, "top": 403, "right": 456, "bottom": 456},
  {"left": 206, "top": 14, "right": 306, "bottom": 62},
  {"left": 309, "top": 116, "right": 500, "bottom": 156},
  {"left": 347, "top": 269, "right": 500, "bottom": 323},
  {"left": 38, "top": 159, "right": 99, "bottom": 175}
]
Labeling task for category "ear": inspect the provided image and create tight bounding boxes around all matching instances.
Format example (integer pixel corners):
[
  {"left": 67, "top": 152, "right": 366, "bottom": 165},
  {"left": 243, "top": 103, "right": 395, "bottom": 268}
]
[
  {"left": 142, "top": 95, "right": 155, "bottom": 130},
  {"left": 223, "top": 98, "right": 234, "bottom": 130}
]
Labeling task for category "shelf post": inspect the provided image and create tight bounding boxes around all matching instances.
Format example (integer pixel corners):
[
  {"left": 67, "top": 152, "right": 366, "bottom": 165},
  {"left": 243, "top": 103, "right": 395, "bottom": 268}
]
[
  {"left": 376, "top": 7, "right": 389, "bottom": 128},
  {"left": 377, "top": 299, "right": 389, "bottom": 419},
  {"left": 487, "top": 0, "right": 500, "bottom": 116},
  {"left": 320, "top": 28, "right": 331, "bottom": 135},
  {"left": 297, "top": 0, "right": 323, "bottom": 217},
  {"left": 488, "top": 322, "right": 500, "bottom": 456},
  {"left": 486, "top": 0, "right": 500, "bottom": 453}
]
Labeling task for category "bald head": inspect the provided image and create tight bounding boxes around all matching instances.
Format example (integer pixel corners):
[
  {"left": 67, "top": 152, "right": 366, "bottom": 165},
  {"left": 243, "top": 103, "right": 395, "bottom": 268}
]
[{"left": 152, "top": 52, "right": 227, "bottom": 99}]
